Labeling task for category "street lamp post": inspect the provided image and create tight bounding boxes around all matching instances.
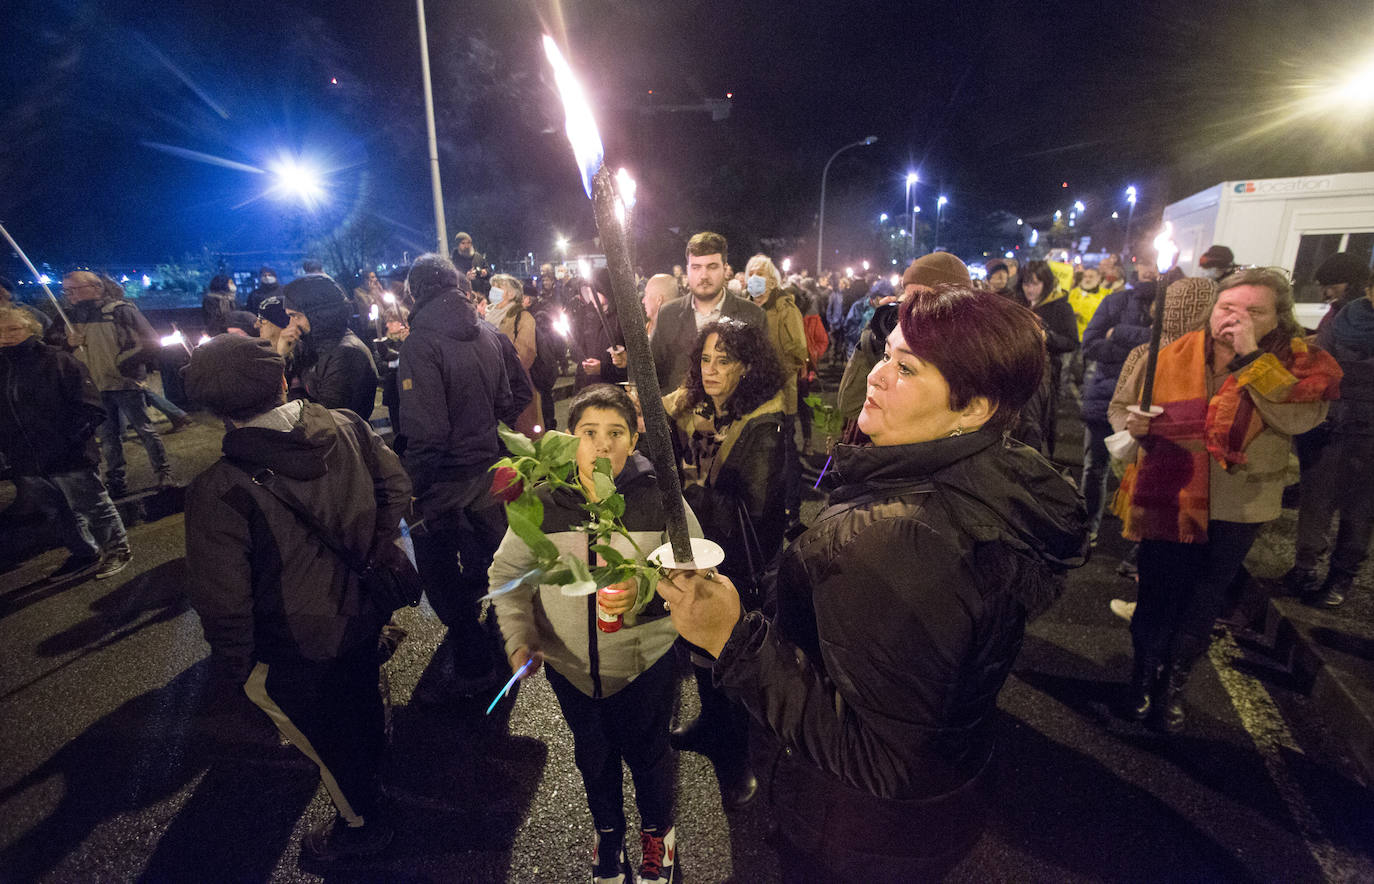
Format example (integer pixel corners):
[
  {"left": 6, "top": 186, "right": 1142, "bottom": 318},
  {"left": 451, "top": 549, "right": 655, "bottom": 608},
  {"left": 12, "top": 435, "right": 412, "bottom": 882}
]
[
  {"left": 415, "top": 0, "right": 449, "bottom": 258},
  {"left": 906, "top": 172, "right": 918, "bottom": 255},
  {"left": 816, "top": 135, "right": 877, "bottom": 276},
  {"left": 935, "top": 195, "right": 948, "bottom": 250}
]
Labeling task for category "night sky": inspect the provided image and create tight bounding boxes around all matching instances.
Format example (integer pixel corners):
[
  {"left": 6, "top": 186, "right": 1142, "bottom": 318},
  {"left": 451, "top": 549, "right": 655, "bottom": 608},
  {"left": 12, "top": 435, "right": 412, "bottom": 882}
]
[{"left": 3, "top": 0, "right": 1372, "bottom": 273}]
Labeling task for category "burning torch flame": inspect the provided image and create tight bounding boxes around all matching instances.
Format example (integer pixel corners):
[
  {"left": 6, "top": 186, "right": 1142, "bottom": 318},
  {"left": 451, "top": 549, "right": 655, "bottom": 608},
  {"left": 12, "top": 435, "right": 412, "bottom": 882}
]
[
  {"left": 160, "top": 330, "right": 184, "bottom": 348},
  {"left": 1153, "top": 222, "right": 1178, "bottom": 274},
  {"left": 552, "top": 312, "right": 571, "bottom": 337},
  {"left": 369, "top": 304, "right": 379, "bottom": 321},
  {"left": 615, "top": 168, "right": 637, "bottom": 211},
  {"left": 542, "top": 35, "right": 604, "bottom": 199},
  {"left": 382, "top": 292, "right": 396, "bottom": 304}
]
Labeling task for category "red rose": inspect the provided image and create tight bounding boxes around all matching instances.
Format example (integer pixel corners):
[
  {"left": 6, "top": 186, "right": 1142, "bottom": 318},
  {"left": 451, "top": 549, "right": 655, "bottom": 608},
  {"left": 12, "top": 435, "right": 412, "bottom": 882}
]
[{"left": 490, "top": 467, "right": 524, "bottom": 503}]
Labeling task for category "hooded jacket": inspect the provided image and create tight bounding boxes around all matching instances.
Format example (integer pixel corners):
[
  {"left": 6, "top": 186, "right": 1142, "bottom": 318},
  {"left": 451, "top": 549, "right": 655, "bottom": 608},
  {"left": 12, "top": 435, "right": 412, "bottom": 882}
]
[
  {"left": 69, "top": 297, "right": 160, "bottom": 391},
  {"left": 714, "top": 429, "right": 1087, "bottom": 869},
  {"left": 1318, "top": 297, "right": 1374, "bottom": 435},
  {"left": 397, "top": 288, "right": 521, "bottom": 493},
  {"left": 184, "top": 401, "right": 411, "bottom": 679},
  {"left": 759, "top": 288, "right": 808, "bottom": 414},
  {"left": 0, "top": 335, "right": 106, "bottom": 475},
  {"left": 489, "top": 453, "right": 702, "bottom": 698},
  {"left": 1079, "top": 281, "right": 1155, "bottom": 423}
]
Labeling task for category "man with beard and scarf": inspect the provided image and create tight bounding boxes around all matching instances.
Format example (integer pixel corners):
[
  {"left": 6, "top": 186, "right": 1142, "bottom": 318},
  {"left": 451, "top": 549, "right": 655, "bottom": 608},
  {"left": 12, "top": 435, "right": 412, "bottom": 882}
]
[
  {"left": 398, "top": 253, "right": 527, "bottom": 698},
  {"left": 182, "top": 334, "right": 410, "bottom": 862},
  {"left": 282, "top": 274, "right": 380, "bottom": 421},
  {"left": 452, "top": 231, "right": 492, "bottom": 297}
]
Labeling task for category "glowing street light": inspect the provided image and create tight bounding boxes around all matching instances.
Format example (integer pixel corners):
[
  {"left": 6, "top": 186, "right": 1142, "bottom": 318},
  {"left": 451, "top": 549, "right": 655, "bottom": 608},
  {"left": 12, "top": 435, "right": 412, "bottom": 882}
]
[
  {"left": 268, "top": 155, "right": 325, "bottom": 207},
  {"left": 879, "top": 213, "right": 888, "bottom": 222},
  {"left": 906, "top": 172, "right": 919, "bottom": 251},
  {"left": 1073, "top": 200, "right": 1086, "bottom": 214},
  {"left": 1124, "top": 185, "right": 1138, "bottom": 262},
  {"left": 862, "top": 260, "right": 870, "bottom": 271},
  {"left": 556, "top": 235, "right": 569, "bottom": 255}
]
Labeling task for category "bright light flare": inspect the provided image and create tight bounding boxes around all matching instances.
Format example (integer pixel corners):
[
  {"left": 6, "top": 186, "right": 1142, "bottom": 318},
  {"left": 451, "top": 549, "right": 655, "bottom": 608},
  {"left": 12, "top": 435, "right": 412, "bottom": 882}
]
[
  {"left": 578, "top": 258, "right": 592, "bottom": 281},
  {"left": 269, "top": 155, "right": 325, "bottom": 207},
  {"left": 197, "top": 334, "right": 212, "bottom": 346},
  {"left": 382, "top": 292, "right": 396, "bottom": 304},
  {"left": 1333, "top": 59, "right": 1374, "bottom": 108},
  {"left": 142, "top": 274, "right": 152, "bottom": 287},
  {"left": 862, "top": 260, "right": 870, "bottom": 271},
  {"left": 552, "top": 312, "right": 572, "bottom": 337},
  {"left": 1153, "top": 222, "right": 1178, "bottom": 274},
  {"left": 879, "top": 213, "right": 888, "bottom": 222},
  {"left": 782, "top": 257, "right": 792, "bottom": 273},
  {"left": 906, "top": 172, "right": 918, "bottom": 186},
  {"left": 615, "top": 168, "right": 637, "bottom": 210},
  {"left": 845, "top": 267, "right": 854, "bottom": 278},
  {"left": 555, "top": 236, "right": 570, "bottom": 253},
  {"left": 1126, "top": 185, "right": 1137, "bottom": 205},
  {"left": 542, "top": 35, "right": 604, "bottom": 198},
  {"left": 890, "top": 274, "right": 900, "bottom": 287},
  {"left": 1073, "top": 200, "right": 1086, "bottom": 213},
  {"left": 160, "top": 330, "right": 185, "bottom": 348},
  {"left": 937, "top": 195, "right": 948, "bottom": 207},
  {"left": 369, "top": 304, "right": 379, "bottom": 321}
]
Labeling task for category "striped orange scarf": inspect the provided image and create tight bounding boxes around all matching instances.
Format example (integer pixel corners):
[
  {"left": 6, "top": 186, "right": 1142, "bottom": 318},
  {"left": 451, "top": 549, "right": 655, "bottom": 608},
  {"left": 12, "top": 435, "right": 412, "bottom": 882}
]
[{"left": 1116, "top": 330, "right": 1341, "bottom": 544}]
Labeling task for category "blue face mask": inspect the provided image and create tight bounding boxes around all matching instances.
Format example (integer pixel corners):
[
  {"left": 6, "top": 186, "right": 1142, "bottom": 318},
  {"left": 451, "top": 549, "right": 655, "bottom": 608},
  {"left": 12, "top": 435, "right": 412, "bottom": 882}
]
[
  {"left": 489, "top": 288, "right": 505, "bottom": 305},
  {"left": 747, "top": 275, "right": 767, "bottom": 297}
]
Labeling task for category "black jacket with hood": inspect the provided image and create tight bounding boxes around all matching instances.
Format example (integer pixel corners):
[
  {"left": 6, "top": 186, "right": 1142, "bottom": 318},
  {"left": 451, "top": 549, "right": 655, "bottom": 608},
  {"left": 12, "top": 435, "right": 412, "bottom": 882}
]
[
  {"left": 184, "top": 402, "right": 411, "bottom": 680},
  {"left": 714, "top": 429, "right": 1087, "bottom": 872},
  {"left": 0, "top": 335, "right": 106, "bottom": 476},
  {"left": 398, "top": 286, "right": 527, "bottom": 493}
]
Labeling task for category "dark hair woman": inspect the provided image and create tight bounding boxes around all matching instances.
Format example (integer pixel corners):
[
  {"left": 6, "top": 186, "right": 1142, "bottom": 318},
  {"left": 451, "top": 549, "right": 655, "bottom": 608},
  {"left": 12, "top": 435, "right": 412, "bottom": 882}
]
[
  {"left": 1014, "top": 260, "right": 1079, "bottom": 456},
  {"left": 662, "top": 319, "right": 787, "bottom": 809},
  {"left": 656, "top": 285, "right": 1089, "bottom": 880}
]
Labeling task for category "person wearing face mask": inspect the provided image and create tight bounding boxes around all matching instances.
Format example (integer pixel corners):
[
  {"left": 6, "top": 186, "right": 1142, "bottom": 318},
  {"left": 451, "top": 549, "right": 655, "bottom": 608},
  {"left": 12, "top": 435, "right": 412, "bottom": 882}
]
[
  {"left": 1197, "top": 245, "right": 1239, "bottom": 282},
  {"left": 246, "top": 267, "right": 280, "bottom": 315},
  {"left": 490, "top": 384, "right": 702, "bottom": 884},
  {"left": 487, "top": 273, "right": 542, "bottom": 437},
  {"left": 746, "top": 254, "right": 810, "bottom": 534}
]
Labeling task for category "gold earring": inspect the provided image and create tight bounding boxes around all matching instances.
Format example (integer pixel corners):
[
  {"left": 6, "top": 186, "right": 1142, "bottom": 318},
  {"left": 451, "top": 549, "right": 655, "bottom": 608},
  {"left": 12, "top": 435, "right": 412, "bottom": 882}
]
[{"left": 948, "top": 425, "right": 965, "bottom": 437}]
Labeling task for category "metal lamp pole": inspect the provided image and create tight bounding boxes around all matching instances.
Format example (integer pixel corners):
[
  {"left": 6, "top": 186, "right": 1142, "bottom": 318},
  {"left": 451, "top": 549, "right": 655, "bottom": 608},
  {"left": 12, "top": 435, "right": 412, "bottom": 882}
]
[
  {"left": 1124, "top": 186, "right": 1137, "bottom": 265},
  {"left": 416, "top": 0, "right": 449, "bottom": 258},
  {"left": 816, "top": 136, "right": 877, "bottom": 276}
]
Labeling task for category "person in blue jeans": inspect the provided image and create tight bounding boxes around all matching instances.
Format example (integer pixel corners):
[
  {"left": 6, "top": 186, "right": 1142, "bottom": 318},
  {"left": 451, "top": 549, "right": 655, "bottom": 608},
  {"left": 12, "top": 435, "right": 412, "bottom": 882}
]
[{"left": 0, "top": 306, "right": 132, "bottom": 580}]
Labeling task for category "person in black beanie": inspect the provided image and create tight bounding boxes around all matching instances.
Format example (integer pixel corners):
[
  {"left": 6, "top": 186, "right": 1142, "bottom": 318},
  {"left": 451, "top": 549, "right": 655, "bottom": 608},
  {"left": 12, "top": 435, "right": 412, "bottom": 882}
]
[
  {"left": 245, "top": 266, "right": 280, "bottom": 315},
  {"left": 399, "top": 253, "right": 527, "bottom": 698},
  {"left": 182, "top": 333, "right": 411, "bottom": 862},
  {"left": 282, "top": 274, "right": 379, "bottom": 420},
  {"left": 1313, "top": 252, "right": 1373, "bottom": 334}
]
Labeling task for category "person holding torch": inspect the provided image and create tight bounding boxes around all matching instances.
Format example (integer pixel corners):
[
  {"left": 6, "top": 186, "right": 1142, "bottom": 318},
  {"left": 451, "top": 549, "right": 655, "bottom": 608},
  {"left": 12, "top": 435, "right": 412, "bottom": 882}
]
[{"left": 1110, "top": 266, "right": 1341, "bottom": 733}]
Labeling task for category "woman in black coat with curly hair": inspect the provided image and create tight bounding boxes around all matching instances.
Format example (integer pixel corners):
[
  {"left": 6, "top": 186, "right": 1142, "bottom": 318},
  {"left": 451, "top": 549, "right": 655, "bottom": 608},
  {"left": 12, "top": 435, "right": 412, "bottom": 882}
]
[{"left": 661, "top": 318, "right": 786, "bottom": 809}]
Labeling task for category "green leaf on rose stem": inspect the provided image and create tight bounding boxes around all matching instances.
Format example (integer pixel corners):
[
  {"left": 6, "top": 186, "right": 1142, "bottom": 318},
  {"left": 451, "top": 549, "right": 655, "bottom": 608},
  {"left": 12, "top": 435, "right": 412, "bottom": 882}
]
[
  {"left": 537, "top": 431, "right": 582, "bottom": 470},
  {"left": 565, "top": 553, "right": 595, "bottom": 588},
  {"left": 497, "top": 423, "right": 537, "bottom": 458},
  {"left": 506, "top": 503, "right": 559, "bottom": 562},
  {"left": 506, "top": 492, "right": 544, "bottom": 533},
  {"left": 591, "top": 463, "right": 616, "bottom": 501},
  {"left": 591, "top": 544, "right": 626, "bottom": 567},
  {"left": 637, "top": 568, "right": 659, "bottom": 608},
  {"left": 602, "top": 492, "right": 626, "bottom": 520}
]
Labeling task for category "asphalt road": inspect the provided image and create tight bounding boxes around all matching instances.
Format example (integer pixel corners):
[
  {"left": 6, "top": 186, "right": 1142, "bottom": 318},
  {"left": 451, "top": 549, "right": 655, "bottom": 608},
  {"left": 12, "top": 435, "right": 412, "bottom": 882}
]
[{"left": 2, "top": 386, "right": 1372, "bottom": 883}]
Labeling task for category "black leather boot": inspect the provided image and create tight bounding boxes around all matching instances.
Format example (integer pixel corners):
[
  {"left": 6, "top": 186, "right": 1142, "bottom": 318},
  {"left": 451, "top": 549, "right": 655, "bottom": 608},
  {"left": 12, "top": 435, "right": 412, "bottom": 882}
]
[
  {"left": 670, "top": 665, "right": 724, "bottom": 755},
  {"left": 1123, "top": 655, "right": 1162, "bottom": 722},
  {"left": 1154, "top": 659, "right": 1194, "bottom": 734}
]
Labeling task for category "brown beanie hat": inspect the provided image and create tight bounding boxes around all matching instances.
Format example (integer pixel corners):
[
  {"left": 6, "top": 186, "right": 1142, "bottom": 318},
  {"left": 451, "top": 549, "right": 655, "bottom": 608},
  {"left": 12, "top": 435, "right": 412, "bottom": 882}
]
[
  {"left": 184, "top": 335, "right": 286, "bottom": 415},
  {"left": 902, "top": 252, "right": 972, "bottom": 289}
]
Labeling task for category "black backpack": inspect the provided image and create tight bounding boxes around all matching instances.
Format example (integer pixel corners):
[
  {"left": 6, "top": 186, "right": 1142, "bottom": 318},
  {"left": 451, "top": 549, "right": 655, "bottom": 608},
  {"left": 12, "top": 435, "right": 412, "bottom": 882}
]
[{"left": 530, "top": 307, "right": 563, "bottom": 389}]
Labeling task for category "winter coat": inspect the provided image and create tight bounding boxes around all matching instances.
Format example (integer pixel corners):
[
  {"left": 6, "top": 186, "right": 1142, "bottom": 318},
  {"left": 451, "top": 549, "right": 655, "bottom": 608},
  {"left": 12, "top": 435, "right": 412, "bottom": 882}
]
[
  {"left": 567, "top": 293, "right": 626, "bottom": 388},
  {"left": 664, "top": 389, "right": 786, "bottom": 588},
  {"left": 1079, "top": 282, "right": 1154, "bottom": 423},
  {"left": 490, "top": 453, "right": 702, "bottom": 698},
  {"left": 398, "top": 289, "right": 520, "bottom": 493},
  {"left": 184, "top": 401, "right": 411, "bottom": 680},
  {"left": 491, "top": 306, "right": 542, "bottom": 436},
  {"left": 202, "top": 291, "right": 237, "bottom": 336},
  {"left": 649, "top": 291, "right": 765, "bottom": 393},
  {"left": 0, "top": 335, "right": 106, "bottom": 476},
  {"left": 69, "top": 297, "right": 160, "bottom": 391},
  {"left": 1318, "top": 296, "right": 1374, "bottom": 435},
  {"left": 760, "top": 289, "right": 808, "bottom": 414},
  {"left": 298, "top": 329, "right": 379, "bottom": 421},
  {"left": 714, "top": 429, "right": 1086, "bottom": 874},
  {"left": 1067, "top": 286, "right": 1109, "bottom": 339},
  {"left": 1030, "top": 289, "right": 1078, "bottom": 404}
]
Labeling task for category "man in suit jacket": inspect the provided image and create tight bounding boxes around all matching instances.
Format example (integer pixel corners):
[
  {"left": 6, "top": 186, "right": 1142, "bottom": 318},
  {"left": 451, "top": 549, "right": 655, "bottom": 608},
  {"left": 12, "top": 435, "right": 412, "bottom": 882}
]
[{"left": 650, "top": 231, "right": 765, "bottom": 392}]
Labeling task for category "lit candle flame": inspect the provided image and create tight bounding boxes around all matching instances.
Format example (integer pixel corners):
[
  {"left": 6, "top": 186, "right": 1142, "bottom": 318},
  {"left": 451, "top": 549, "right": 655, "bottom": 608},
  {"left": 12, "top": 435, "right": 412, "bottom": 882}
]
[
  {"left": 1153, "top": 222, "right": 1178, "bottom": 274},
  {"left": 542, "top": 35, "right": 604, "bottom": 199}
]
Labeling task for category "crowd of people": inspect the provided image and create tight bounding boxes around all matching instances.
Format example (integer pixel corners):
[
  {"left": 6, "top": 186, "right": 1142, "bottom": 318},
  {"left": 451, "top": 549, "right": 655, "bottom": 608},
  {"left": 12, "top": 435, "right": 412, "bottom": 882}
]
[{"left": 1, "top": 225, "right": 1371, "bottom": 881}]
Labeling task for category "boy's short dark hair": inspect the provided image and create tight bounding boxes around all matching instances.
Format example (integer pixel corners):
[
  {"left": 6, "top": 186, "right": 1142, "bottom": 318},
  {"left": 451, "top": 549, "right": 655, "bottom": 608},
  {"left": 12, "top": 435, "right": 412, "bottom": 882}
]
[
  {"left": 686, "top": 231, "right": 728, "bottom": 265},
  {"left": 568, "top": 383, "right": 638, "bottom": 434}
]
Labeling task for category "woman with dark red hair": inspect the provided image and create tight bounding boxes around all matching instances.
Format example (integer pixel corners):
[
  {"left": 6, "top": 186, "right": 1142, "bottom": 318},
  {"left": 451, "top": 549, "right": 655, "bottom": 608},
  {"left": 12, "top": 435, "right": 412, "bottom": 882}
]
[{"left": 657, "top": 285, "right": 1088, "bottom": 881}]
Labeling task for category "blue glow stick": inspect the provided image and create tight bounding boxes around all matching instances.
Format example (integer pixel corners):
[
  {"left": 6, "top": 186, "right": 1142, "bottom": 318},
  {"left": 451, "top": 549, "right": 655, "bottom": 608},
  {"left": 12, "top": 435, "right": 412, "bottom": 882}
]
[
  {"left": 813, "top": 454, "right": 833, "bottom": 489},
  {"left": 485, "top": 658, "right": 536, "bottom": 715}
]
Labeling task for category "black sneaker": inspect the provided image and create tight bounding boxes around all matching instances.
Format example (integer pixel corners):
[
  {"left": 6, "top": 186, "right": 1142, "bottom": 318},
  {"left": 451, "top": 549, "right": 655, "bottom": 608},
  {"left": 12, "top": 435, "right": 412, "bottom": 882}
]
[
  {"left": 301, "top": 815, "right": 393, "bottom": 862},
  {"left": 637, "top": 826, "right": 679, "bottom": 884},
  {"left": 593, "top": 827, "right": 631, "bottom": 883},
  {"left": 1283, "top": 566, "right": 1320, "bottom": 597},
  {"left": 1309, "top": 573, "right": 1353, "bottom": 609},
  {"left": 47, "top": 554, "right": 102, "bottom": 582},
  {"left": 95, "top": 548, "right": 133, "bottom": 580}
]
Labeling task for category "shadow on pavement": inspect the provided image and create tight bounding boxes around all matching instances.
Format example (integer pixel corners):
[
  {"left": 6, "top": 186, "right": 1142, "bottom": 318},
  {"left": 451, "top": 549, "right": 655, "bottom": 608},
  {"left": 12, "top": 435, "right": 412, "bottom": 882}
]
[
  {"left": 0, "top": 658, "right": 305, "bottom": 883},
  {"left": 36, "top": 558, "right": 191, "bottom": 657}
]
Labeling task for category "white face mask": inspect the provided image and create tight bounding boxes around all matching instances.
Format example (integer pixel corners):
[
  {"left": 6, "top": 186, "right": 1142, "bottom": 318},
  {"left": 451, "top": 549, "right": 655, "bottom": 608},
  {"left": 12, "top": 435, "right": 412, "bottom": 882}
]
[{"left": 261, "top": 275, "right": 276, "bottom": 286}]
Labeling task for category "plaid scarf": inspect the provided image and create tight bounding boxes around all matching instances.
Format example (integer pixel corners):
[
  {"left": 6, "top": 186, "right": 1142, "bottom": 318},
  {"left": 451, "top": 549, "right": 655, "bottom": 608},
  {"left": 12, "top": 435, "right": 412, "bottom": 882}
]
[{"left": 1116, "top": 330, "right": 1342, "bottom": 544}]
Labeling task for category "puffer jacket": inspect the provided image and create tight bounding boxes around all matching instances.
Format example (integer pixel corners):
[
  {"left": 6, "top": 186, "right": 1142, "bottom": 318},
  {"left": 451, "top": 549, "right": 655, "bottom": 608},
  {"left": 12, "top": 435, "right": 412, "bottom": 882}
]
[
  {"left": 398, "top": 288, "right": 519, "bottom": 493},
  {"left": 184, "top": 401, "right": 411, "bottom": 679},
  {"left": 1319, "top": 297, "right": 1374, "bottom": 435},
  {"left": 490, "top": 454, "right": 702, "bottom": 698},
  {"left": 1080, "top": 281, "right": 1155, "bottom": 423},
  {"left": 0, "top": 335, "right": 106, "bottom": 475},
  {"left": 714, "top": 429, "right": 1087, "bottom": 874}
]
